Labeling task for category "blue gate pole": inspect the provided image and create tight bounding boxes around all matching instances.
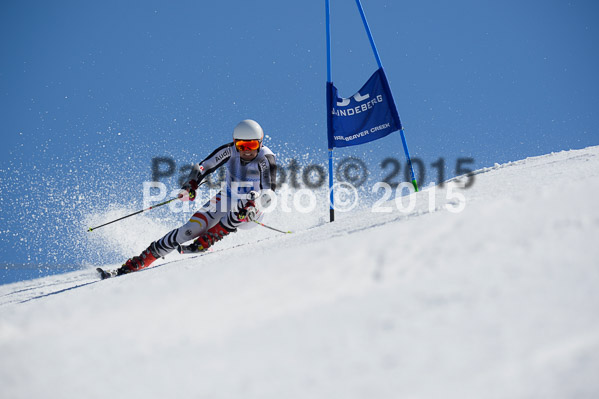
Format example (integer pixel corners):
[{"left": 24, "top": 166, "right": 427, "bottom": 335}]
[
  {"left": 326, "top": 0, "right": 335, "bottom": 221},
  {"left": 355, "top": 0, "right": 382, "bottom": 69},
  {"left": 355, "top": 0, "right": 419, "bottom": 191},
  {"left": 399, "top": 129, "right": 418, "bottom": 191}
]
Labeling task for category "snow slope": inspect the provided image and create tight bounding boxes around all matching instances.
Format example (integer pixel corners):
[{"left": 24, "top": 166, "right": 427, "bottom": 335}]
[{"left": 1, "top": 146, "right": 599, "bottom": 399}]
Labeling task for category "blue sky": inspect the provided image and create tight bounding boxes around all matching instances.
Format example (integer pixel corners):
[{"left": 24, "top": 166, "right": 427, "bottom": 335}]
[{"left": 1, "top": 0, "right": 598, "bottom": 282}]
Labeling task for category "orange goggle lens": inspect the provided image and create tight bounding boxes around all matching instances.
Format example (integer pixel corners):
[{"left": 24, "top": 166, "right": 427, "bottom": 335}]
[{"left": 235, "top": 140, "right": 261, "bottom": 151}]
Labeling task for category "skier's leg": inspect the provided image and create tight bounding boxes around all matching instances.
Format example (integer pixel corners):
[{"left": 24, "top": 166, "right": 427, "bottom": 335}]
[
  {"left": 192, "top": 191, "right": 270, "bottom": 250},
  {"left": 151, "top": 216, "right": 208, "bottom": 257},
  {"left": 117, "top": 220, "right": 203, "bottom": 274},
  {"left": 119, "top": 193, "right": 226, "bottom": 273}
]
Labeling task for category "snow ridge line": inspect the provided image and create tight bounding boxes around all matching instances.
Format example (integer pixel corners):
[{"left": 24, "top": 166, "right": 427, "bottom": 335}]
[{"left": 0, "top": 230, "right": 291, "bottom": 306}]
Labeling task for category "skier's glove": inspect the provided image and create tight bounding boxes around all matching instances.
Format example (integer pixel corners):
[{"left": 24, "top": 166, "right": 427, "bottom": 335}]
[
  {"left": 178, "top": 179, "right": 199, "bottom": 202},
  {"left": 237, "top": 206, "right": 257, "bottom": 222},
  {"left": 236, "top": 191, "right": 258, "bottom": 221}
]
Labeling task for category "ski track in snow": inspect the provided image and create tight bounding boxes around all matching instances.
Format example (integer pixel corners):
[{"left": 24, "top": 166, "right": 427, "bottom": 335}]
[{"left": 1, "top": 146, "right": 599, "bottom": 398}]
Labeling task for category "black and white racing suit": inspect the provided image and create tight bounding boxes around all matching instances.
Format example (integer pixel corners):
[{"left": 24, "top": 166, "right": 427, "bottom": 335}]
[{"left": 151, "top": 143, "right": 276, "bottom": 257}]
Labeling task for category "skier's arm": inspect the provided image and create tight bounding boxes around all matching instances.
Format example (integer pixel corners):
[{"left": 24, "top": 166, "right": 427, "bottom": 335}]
[
  {"left": 230, "top": 153, "right": 276, "bottom": 219},
  {"left": 231, "top": 153, "right": 277, "bottom": 216},
  {"left": 188, "top": 142, "right": 234, "bottom": 183},
  {"left": 179, "top": 143, "right": 233, "bottom": 200},
  {"left": 258, "top": 153, "right": 277, "bottom": 192}
]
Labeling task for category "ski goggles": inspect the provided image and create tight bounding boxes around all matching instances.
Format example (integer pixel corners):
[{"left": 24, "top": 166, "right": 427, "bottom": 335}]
[{"left": 234, "top": 139, "right": 261, "bottom": 152}]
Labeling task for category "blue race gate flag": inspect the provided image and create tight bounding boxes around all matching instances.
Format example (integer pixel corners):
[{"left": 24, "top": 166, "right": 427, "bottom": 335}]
[{"left": 327, "top": 67, "right": 402, "bottom": 149}]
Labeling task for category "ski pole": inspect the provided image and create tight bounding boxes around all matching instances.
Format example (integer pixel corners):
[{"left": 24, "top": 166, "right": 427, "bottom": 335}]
[
  {"left": 87, "top": 197, "right": 178, "bottom": 232},
  {"left": 252, "top": 220, "right": 292, "bottom": 234}
]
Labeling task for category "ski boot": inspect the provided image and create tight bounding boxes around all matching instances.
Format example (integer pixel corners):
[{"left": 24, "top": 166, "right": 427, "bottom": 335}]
[
  {"left": 178, "top": 222, "right": 235, "bottom": 254},
  {"left": 117, "top": 244, "right": 159, "bottom": 275}
]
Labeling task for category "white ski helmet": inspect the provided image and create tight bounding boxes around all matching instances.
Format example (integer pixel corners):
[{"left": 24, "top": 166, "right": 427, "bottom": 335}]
[{"left": 233, "top": 119, "right": 264, "bottom": 141}]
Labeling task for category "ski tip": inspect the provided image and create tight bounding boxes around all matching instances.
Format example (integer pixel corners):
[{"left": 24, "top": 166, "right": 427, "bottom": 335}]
[{"left": 96, "top": 267, "right": 111, "bottom": 280}]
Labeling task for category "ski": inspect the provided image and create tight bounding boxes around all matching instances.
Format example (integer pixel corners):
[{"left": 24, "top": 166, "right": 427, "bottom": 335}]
[
  {"left": 177, "top": 243, "right": 208, "bottom": 254},
  {"left": 96, "top": 267, "right": 117, "bottom": 280},
  {"left": 96, "top": 245, "right": 216, "bottom": 280}
]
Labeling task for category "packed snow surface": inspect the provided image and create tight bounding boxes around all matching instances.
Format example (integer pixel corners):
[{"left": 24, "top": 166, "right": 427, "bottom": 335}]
[{"left": 1, "top": 146, "right": 599, "bottom": 398}]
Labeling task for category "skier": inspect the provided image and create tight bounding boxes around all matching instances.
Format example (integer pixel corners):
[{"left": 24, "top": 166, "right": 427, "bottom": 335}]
[{"left": 116, "top": 119, "right": 276, "bottom": 275}]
